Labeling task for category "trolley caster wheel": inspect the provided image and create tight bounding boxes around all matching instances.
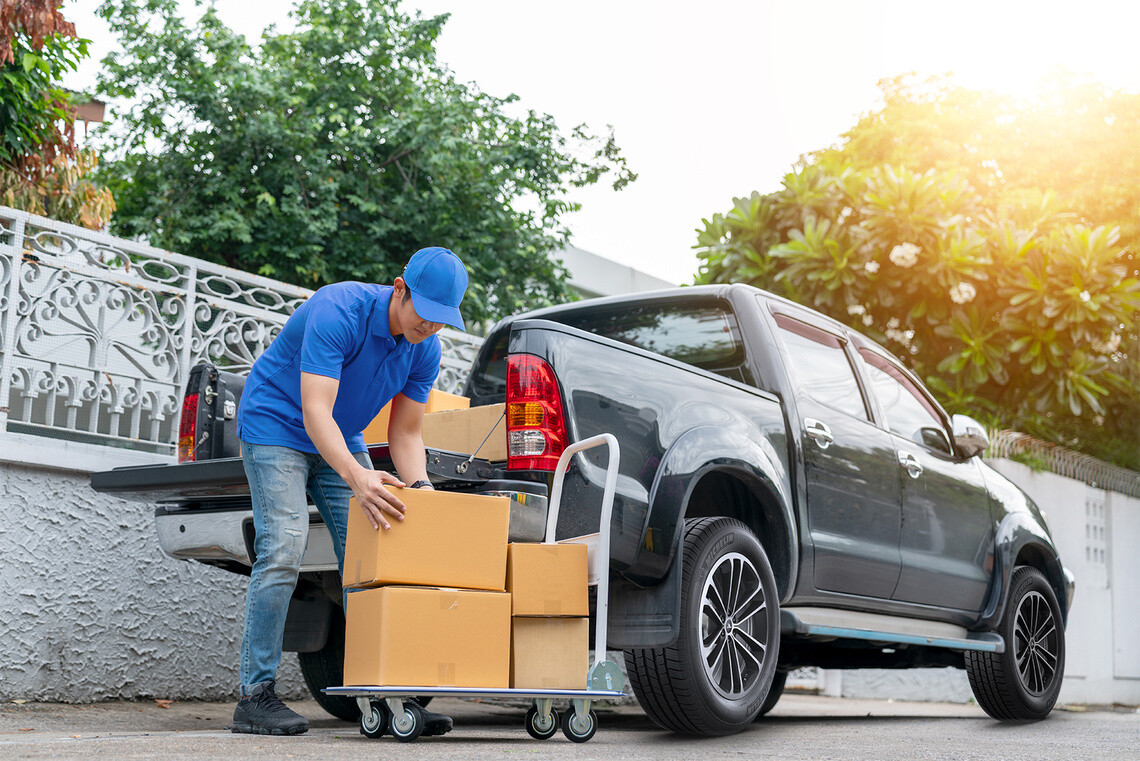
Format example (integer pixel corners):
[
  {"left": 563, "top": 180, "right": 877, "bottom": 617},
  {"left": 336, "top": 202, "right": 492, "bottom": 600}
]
[
  {"left": 561, "top": 708, "right": 597, "bottom": 743},
  {"left": 525, "top": 705, "right": 560, "bottom": 740},
  {"left": 388, "top": 700, "right": 425, "bottom": 742},
  {"left": 359, "top": 701, "right": 389, "bottom": 739}
]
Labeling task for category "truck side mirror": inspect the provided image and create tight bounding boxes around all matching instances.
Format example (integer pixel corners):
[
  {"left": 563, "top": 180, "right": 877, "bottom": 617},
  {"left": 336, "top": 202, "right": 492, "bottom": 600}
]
[{"left": 951, "top": 414, "right": 990, "bottom": 458}]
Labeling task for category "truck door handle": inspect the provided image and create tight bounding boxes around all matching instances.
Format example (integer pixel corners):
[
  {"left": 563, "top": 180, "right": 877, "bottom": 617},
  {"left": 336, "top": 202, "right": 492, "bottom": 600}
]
[
  {"left": 804, "top": 418, "right": 834, "bottom": 450},
  {"left": 897, "top": 450, "right": 923, "bottom": 479}
]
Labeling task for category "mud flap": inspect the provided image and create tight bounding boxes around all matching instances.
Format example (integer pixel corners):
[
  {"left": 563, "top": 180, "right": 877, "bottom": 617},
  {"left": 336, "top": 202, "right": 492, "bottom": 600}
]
[
  {"left": 283, "top": 581, "right": 333, "bottom": 653},
  {"left": 606, "top": 532, "right": 683, "bottom": 649}
]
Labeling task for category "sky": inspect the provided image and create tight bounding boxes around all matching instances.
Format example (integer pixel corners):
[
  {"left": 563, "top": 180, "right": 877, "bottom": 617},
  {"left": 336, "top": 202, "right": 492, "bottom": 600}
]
[{"left": 63, "top": 0, "right": 1140, "bottom": 285}]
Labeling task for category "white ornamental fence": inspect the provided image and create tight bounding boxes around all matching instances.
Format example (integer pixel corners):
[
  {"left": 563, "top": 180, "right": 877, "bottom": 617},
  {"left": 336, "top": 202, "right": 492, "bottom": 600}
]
[{"left": 0, "top": 206, "right": 482, "bottom": 470}]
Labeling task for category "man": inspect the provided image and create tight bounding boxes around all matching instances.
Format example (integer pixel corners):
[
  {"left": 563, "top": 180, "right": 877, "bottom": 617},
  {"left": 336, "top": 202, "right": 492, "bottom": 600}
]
[{"left": 231, "top": 247, "right": 469, "bottom": 735}]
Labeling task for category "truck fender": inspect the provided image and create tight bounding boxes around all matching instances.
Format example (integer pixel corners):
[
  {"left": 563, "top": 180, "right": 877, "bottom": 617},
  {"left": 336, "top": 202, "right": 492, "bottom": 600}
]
[
  {"left": 654, "top": 425, "right": 795, "bottom": 575},
  {"left": 975, "top": 511, "right": 1067, "bottom": 632}
]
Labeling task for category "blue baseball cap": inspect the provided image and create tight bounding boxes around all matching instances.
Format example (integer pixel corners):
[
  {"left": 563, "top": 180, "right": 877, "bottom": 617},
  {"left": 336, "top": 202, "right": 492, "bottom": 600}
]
[{"left": 402, "top": 247, "right": 469, "bottom": 331}]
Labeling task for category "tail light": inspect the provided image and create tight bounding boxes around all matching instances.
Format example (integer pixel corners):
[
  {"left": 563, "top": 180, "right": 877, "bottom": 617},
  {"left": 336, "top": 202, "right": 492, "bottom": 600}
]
[
  {"left": 178, "top": 393, "right": 199, "bottom": 462},
  {"left": 506, "top": 354, "right": 567, "bottom": 471}
]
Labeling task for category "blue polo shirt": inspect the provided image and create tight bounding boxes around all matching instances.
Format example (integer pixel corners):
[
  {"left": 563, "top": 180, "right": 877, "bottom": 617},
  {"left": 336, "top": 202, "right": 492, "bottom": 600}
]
[{"left": 236, "top": 282, "right": 441, "bottom": 454}]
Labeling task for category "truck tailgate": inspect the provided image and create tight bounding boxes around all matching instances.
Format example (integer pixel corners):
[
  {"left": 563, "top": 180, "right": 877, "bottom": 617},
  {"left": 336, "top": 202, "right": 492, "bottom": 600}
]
[{"left": 90, "top": 445, "right": 508, "bottom": 506}]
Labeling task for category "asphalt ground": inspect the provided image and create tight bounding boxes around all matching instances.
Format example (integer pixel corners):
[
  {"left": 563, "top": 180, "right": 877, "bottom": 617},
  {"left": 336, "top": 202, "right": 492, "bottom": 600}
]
[{"left": 1, "top": 694, "right": 1136, "bottom": 760}]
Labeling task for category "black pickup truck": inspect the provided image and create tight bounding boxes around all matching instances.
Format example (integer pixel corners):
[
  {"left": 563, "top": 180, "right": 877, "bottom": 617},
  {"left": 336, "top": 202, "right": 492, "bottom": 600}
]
[{"left": 92, "top": 284, "right": 1074, "bottom": 736}]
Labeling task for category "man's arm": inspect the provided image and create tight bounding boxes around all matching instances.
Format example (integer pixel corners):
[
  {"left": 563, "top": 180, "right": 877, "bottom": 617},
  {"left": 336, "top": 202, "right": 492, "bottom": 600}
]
[
  {"left": 300, "top": 371, "right": 407, "bottom": 530},
  {"left": 387, "top": 393, "right": 432, "bottom": 489}
]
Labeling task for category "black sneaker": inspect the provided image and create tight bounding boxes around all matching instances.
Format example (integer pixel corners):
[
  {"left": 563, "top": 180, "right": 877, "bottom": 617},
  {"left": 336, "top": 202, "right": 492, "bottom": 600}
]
[
  {"left": 414, "top": 701, "right": 454, "bottom": 737},
  {"left": 231, "top": 681, "right": 309, "bottom": 736}
]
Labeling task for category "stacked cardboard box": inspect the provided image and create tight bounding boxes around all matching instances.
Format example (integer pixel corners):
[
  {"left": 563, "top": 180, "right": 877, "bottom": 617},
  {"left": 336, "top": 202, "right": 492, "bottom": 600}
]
[
  {"left": 342, "top": 487, "right": 512, "bottom": 688},
  {"left": 362, "top": 389, "right": 507, "bottom": 462},
  {"left": 361, "top": 389, "right": 468, "bottom": 445},
  {"left": 505, "top": 542, "right": 590, "bottom": 689}
]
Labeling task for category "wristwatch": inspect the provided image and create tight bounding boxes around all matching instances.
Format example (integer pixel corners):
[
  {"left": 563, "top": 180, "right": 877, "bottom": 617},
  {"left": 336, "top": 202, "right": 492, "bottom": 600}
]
[{"left": 409, "top": 479, "right": 433, "bottom": 489}]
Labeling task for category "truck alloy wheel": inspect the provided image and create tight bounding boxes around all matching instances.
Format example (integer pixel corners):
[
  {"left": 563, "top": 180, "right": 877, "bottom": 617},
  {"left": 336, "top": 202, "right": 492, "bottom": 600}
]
[
  {"left": 965, "top": 566, "right": 1066, "bottom": 721},
  {"left": 625, "top": 516, "right": 781, "bottom": 735},
  {"left": 700, "top": 550, "right": 768, "bottom": 699}
]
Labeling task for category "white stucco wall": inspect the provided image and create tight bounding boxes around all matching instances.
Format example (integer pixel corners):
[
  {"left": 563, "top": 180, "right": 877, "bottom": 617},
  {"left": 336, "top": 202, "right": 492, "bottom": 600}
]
[
  {"left": 0, "top": 460, "right": 306, "bottom": 702},
  {"left": 987, "top": 460, "right": 1140, "bottom": 706}
]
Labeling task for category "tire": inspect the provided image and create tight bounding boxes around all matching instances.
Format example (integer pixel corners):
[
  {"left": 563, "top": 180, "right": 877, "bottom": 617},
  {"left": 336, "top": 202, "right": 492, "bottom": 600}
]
[
  {"left": 359, "top": 701, "right": 388, "bottom": 739},
  {"left": 755, "top": 670, "right": 787, "bottom": 718},
  {"left": 389, "top": 701, "right": 425, "bottom": 742},
  {"left": 965, "top": 566, "right": 1065, "bottom": 721},
  {"left": 625, "top": 517, "right": 781, "bottom": 736},
  {"left": 298, "top": 613, "right": 360, "bottom": 722},
  {"left": 560, "top": 708, "right": 597, "bottom": 743},
  {"left": 524, "top": 705, "right": 559, "bottom": 740}
]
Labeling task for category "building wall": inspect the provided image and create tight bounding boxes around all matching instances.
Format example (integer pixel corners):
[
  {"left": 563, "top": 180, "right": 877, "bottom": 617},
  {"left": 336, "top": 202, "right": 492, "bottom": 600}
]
[
  {"left": 559, "top": 245, "right": 677, "bottom": 298},
  {"left": 0, "top": 458, "right": 307, "bottom": 702}
]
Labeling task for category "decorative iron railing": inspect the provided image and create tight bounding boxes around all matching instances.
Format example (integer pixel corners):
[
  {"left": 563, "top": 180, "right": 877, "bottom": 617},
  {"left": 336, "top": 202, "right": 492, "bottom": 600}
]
[
  {"left": 989, "top": 429, "right": 1140, "bottom": 499},
  {"left": 0, "top": 206, "right": 483, "bottom": 461}
]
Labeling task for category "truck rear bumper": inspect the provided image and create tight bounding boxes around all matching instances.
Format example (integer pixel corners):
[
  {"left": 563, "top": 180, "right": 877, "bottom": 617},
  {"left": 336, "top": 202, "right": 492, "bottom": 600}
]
[{"left": 155, "top": 507, "right": 339, "bottom": 571}]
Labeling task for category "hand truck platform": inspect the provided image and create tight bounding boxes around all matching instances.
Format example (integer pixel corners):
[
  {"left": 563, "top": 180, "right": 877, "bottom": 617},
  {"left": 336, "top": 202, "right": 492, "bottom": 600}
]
[{"left": 326, "top": 434, "right": 626, "bottom": 743}]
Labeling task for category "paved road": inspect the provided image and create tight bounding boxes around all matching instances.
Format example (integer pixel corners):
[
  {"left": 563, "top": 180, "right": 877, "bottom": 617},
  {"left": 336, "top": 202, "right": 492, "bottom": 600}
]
[{"left": 1, "top": 694, "right": 1136, "bottom": 760}]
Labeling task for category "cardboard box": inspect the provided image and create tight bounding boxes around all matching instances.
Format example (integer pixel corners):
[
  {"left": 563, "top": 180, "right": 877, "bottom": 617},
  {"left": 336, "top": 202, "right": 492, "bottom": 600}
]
[
  {"left": 345, "top": 586, "right": 510, "bottom": 688},
  {"left": 510, "top": 616, "right": 589, "bottom": 689},
  {"left": 506, "top": 543, "right": 589, "bottom": 617},
  {"left": 343, "top": 487, "right": 510, "bottom": 591},
  {"left": 362, "top": 389, "right": 469, "bottom": 444},
  {"left": 421, "top": 403, "right": 507, "bottom": 461}
]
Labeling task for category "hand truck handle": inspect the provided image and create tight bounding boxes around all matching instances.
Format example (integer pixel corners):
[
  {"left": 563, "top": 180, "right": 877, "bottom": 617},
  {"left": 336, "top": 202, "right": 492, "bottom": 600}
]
[{"left": 544, "top": 433, "right": 620, "bottom": 667}]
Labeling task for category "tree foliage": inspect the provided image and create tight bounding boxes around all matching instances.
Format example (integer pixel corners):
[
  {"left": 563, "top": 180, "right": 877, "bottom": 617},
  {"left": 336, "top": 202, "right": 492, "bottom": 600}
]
[
  {"left": 695, "top": 76, "right": 1139, "bottom": 469},
  {"left": 94, "top": 0, "right": 635, "bottom": 326},
  {"left": 0, "top": 0, "right": 114, "bottom": 227}
]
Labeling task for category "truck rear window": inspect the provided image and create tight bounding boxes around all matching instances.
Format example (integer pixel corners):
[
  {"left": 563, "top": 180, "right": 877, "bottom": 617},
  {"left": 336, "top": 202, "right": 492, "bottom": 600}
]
[
  {"left": 556, "top": 300, "right": 752, "bottom": 383},
  {"left": 468, "top": 300, "right": 753, "bottom": 402}
]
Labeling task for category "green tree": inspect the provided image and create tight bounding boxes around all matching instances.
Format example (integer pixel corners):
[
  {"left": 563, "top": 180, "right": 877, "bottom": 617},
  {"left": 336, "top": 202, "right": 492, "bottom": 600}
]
[
  {"left": 0, "top": 0, "right": 114, "bottom": 227},
  {"left": 94, "top": 0, "right": 634, "bottom": 326},
  {"left": 826, "top": 73, "right": 1140, "bottom": 256},
  {"left": 696, "top": 93, "right": 1140, "bottom": 469}
]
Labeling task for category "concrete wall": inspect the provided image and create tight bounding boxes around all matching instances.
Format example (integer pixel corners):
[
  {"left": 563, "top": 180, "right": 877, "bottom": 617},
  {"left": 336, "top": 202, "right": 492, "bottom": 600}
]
[
  {"left": 0, "top": 459, "right": 306, "bottom": 702},
  {"left": 838, "top": 459, "right": 1140, "bottom": 706}
]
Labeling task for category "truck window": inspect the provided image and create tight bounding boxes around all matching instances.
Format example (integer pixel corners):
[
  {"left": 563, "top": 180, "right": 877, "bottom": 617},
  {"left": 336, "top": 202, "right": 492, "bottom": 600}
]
[
  {"left": 469, "top": 330, "right": 510, "bottom": 400},
  {"left": 773, "top": 314, "right": 868, "bottom": 421},
  {"left": 858, "top": 349, "right": 952, "bottom": 454},
  {"left": 555, "top": 300, "right": 754, "bottom": 384}
]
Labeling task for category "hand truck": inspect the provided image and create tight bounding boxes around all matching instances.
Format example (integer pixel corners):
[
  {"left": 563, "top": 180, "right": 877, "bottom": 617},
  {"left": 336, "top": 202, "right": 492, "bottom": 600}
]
[{"left": 324, "top": 433, "right": 625, "bottom": 743}]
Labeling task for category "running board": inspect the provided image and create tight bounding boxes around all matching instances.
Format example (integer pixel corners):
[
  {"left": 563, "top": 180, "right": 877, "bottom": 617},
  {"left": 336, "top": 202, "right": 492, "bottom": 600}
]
[{"left": 780, "top": 606, "right": 1005, "bottom": 653}]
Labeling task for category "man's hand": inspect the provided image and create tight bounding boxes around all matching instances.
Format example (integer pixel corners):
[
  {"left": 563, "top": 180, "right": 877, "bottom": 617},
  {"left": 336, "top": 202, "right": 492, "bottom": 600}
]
[
  {"left": 300, "top": 372, "right": 410, "bottom": 530},
  {"left": 347, "top": 468, "right": 407, "bottom": 530}
]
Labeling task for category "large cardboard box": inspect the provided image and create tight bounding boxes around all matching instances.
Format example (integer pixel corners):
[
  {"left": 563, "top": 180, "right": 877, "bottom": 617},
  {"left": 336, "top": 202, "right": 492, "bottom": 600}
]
[
  {"left": 362, "top": 389, "right": 469, "bottom": 444},
  {"left": 343, "top": 487, "right": 509, "bottom": 591},
  {"left": 510, "top": 616, "right": 589, "bottom": 689},
  {"left": 345, "top": 586, "right": 511, "bottom": 688},
  {"left": 421, "top": 403, "right": 507, "bottom": 461},
  {"left": 506, "top": 543, "right": 589, "bottom": 617}
]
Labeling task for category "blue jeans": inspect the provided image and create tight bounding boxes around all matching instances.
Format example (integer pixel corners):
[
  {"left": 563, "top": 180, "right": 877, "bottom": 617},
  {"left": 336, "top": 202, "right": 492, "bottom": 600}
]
[{"left": 239, "top": 441, "right": 372, "bottom": 695}]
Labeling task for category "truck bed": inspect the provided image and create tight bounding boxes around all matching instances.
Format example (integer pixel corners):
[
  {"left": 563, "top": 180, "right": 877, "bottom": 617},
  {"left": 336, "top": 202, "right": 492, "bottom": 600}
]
[{"left": 91, "top": 445, "right": 510, "bottom": 506}]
